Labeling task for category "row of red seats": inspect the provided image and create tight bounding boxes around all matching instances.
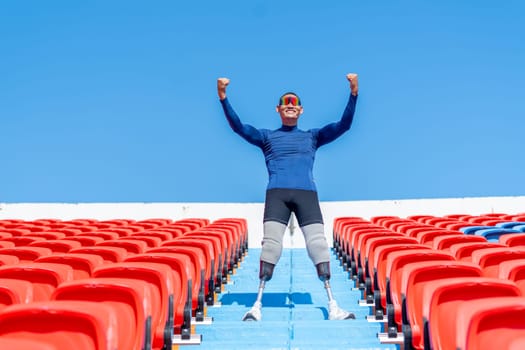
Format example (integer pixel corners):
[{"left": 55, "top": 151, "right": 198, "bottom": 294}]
[
  {"left": 333, "top": 213, "right": 525, "bottom": 350},
  {"left": 0, "top": 217, "right": 247, "bottom": 350}
]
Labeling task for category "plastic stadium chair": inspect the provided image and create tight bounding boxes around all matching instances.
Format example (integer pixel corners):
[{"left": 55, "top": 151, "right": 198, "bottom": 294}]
[
  {"left": 159, "top": 239, "right": 214, "bottom": 306},
  {"left": 332, "top": 217, "right": 368, "bottom": 254},
  {"left": 124, "top": 253, "right": 194, "bottom": 340},
  {"left": 0, "top": 246, "right": 53, "bottom": 262},
  {"left": 382, "top": 250, "right": 456, "bottom": 332},
  {"left": 448, "top": 242, "right": 505, "bottom": 261},
  {"left": 29, "top": 239, "right": 82, "bottom": 253},
  {"left": 0, "top": 241, "right": 15, "bottom": 249},
  {"left": 454, "top": 297, "right": 525, "bottom": 350},
  {"left": 125, "top": 235, "right": 163, "bottom": 248},
  {"left": 432, "top": 234, "right": 487, "bottom": 251},
  {"left": 0, "top": 263, "right": 75, "bottom": 301},
  {"left": 184, "top": 231, "right": 229, "bottom": 286},
  {"left": 53, "top": 278, "right": 153, "bottom": 350},
  {"left": 474, "top": 228, "right": 521, "bottom": 241},
  {"left": 498, "top": 259, "right": 525, "bottom": 292},
  {"left": 197, "top": 226, "right": 238, "bottom": 273},
  {"left": 23, "top": 231, "right": 67, "bottom": 240},
  {"left": 96, "top": 239, "right": 148, "bottom": 254},
  {"left": 93, "top": 262, "right": 179, "bottom": 350},
  {"left": 396, "top": 260, "right": 482, "bottom": 329},
  {"left": 69, "top": 246, "right": 128, "bottom": 263},
  {"left": 35, "top": 253, "right": 105, "bottom": 279},
  {"left": 79, "top": 231, "right": 120, "bottom": 240},
  {"left": 2, "top": 236, "right": 46, "bottom": 246},
  {"left": 459, "top": 225, "right": 493, "bottom": 234},
  {"left": 353, "top": 231, "right": 403, "bottom": 284},
  {"left": 132, "top": 230, "right": 174, "bottom": 241},
  {"left": 371, "top": 245, "right": 431, "bottom": 318},
  {"left": 404, "top": 277, "right": 520, "bottom": 350},
  {"left": 496, "top": 221, "right": 525, "bottom": 229},
  {"left": 66, "top": 235, "right": 105, "bottom": 246},
  {"left": 470, "top": 247, "right": 525, "bottom": 277},
  {"left": 427, "top": 280, "right": 522, "bottom": 350},
  {"left": 403, "top": 277, "right": 521, "bottom": 349},
  {"left": 147, "top": 246, "right": 206, "bottom": 321},
  {"left": 0, "top": 279, "right": 34, "bottom": 309},
  {"left": 414, "top": 229, "right": 462, "bottom": 246},
  {"left": 346, "top": 228, "right": 393, "bottom": 277},
  {"left": 362, "top": 236, "right": 418, "bottom": 301},
  {"left": 178, "top": 234, "right": 224, "bottom": 293},
  {"left": 0, "top": 254, "right": 19, "bottom": 266},
  {"left": 500, "top": 232, "right": 525, "bottom": 247},
  {"left": 0, "top": 300, "right": 121, "bottom": 350}
]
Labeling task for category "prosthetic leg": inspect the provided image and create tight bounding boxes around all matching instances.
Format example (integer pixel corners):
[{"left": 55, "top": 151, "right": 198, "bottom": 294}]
[
  {"left": 242, "top": 261, "right": 275, "bottom": 321},
  {"left": 317, "top": 262, "right": 356, "bottom": 320}
]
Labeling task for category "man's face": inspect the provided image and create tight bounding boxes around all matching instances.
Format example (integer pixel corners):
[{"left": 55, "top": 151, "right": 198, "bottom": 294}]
[{"left": 276, "top": 94, "right": 303, "bottom": 123}]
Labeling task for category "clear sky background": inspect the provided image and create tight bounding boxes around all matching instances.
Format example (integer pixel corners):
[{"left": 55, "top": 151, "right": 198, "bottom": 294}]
[{"left": 1, "top": 1, "right": 524, "bottom": 203}]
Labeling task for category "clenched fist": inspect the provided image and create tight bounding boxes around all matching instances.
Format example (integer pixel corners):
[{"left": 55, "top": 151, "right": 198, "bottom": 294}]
[
  {"left": 217, "top": 78, "right": 230, "bottom": 100},
  {"left": 346, "top": 73, "right": 358, "bottom": 96}
]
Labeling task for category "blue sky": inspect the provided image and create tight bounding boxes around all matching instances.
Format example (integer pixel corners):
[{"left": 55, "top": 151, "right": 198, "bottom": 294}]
[{"left": 1, "top": 1, "right": 524, "bottom": 202}]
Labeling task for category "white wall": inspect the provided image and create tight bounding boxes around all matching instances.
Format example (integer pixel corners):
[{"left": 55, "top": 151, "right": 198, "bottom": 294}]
[{"left": 1, "top": 196, "right": 524, "bottom": 248}]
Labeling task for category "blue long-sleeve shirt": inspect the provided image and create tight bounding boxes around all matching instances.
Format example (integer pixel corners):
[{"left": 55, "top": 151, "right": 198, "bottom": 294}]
[{"left": 220, "top": 94, "right": 357, "bottom": 192}]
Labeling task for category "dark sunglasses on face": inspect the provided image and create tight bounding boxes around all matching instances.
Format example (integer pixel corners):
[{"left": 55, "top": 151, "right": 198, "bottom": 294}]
[{"left": 279, "top": 96, "right": 301, "bottom": 106}]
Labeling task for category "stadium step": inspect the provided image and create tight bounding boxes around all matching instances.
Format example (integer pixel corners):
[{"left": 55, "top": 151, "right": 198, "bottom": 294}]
[{"left": 190, "top": 248, "right": 395, "bottom": 350}]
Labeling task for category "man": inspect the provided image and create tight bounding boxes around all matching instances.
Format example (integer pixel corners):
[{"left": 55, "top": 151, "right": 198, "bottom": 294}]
[{"left": 217, "top": 73, "right": 358, "bottom": 321}]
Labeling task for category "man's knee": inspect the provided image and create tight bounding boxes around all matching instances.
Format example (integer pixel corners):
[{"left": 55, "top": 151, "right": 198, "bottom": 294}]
[
  {"left": 302, "top": 223, "right": 330, "bottom": 265},
  {"left": 259, "top": 260, "right": 275, "bottom": 281},
  {"left": 260, "top": 221, "right": 287, "bottom": 265}
]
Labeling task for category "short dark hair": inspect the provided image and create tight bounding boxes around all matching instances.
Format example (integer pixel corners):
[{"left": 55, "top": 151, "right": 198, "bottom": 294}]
[{"left": 278, "top": 92, "right": 301, "bottom": 106}]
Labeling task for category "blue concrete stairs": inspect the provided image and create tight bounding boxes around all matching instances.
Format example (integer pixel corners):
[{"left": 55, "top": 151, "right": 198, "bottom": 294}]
[{"left": 188, "top": 248, "right": 396, "bottom": 350}]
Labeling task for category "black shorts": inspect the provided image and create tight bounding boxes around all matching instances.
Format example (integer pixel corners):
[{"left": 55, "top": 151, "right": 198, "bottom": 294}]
[{"left": 263, "top": 188, "right": 324, "bottom": 226}]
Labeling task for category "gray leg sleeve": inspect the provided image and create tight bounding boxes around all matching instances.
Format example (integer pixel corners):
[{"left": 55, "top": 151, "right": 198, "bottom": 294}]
[
  {"left": 260, "top": 221, "right": 287, "bottom": 265},
  {"left": 301, "top": 223, "right": 330, "bottom": 265}
]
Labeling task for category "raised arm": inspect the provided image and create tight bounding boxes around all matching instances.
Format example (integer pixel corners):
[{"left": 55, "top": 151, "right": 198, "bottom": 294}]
[
  {"left": 218, "top": 78, "right": 265, "bottom": 147},
  {"left": 316, "top": 73, "right": 359, "bottom": 147}
]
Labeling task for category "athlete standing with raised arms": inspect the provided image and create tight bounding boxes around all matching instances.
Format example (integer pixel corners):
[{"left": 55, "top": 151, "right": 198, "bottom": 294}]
[{"left": 218, "top": 73, "right": 359, "bottom": 321}]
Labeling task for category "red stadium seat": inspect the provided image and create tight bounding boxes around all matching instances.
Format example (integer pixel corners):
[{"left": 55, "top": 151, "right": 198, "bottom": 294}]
[
  {"left": 405, "top": 277, "right": 520, "bottom": 350},
  {"left": 454, "top": 297, "right": 525, "bottom": 350},
  {"left": 427, "top": 279, "right": 522, "bottom": 350},
  {"left": 69, "top": 246, "right": 128, "bottom": 263},
  {"left": 29, "top": 239, "right": 82, "bottom": 253},
  {"left": 0, "top": 300, "right": 121, "bottom": 350},
  {"left": 0, "top": 279, "right": 34, "bottom": 310},
  {"left": 498, "top": 259, "right": 525, "bottom": 292},
  {"left": 23, "top": 231, "right": 67, "bottom": 240},
  {"left": 0, "top": 246, "right": 53, "bottom": 262},
  {"left": 93, "top": 262, "right": 180, "bottom": 350},
  {"left": 382, "top": 250, "right": 456, "bottom": 332},
  {"left": 448, "top": 242, "right": 505, "bottom": 261},
  {"left": 52, "top": 278, "right": 153, "bottom": 350},
  {"left": 2, "top": 236, "right": 46, "bottom": 246},
  {"left": 470, "top": 247, "right": 525, "bottom": 277},
  {"left": 0, "top": 263, "right": 74, "bottom": 301},
  {"left": 35, "top": 253, "right": 105, "bottom": 279},
  {"left": 0, "top": 254, "right": 19, "bottom": 266},
  {"left": 432, "top": 234, "right": 487, "bottom": 251},
  {"left": 124, "top": 252, "right": 194, "bottom": 340},
  {"left": 160, "top": 238, "right": 215, "bottom": 305},
  {"left": 500, "top": 233, "right": 525, "bottom": 247},
  {"left": 147, "top": 246, "right": 207, "bottom": 321},
  {"left": 415, "top": 229, "right": 462, "bottom": 246},
  {"left": 96, "top": 239, "right": 148, "bottom": 254},
  {"left": 66, "top": 235, "right": 105, "bottom": 246}
]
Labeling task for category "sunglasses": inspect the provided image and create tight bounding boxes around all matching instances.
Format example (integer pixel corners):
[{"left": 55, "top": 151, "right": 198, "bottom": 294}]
[{"left": 279, "top": 96, "right": 301, "bottom": 106}]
